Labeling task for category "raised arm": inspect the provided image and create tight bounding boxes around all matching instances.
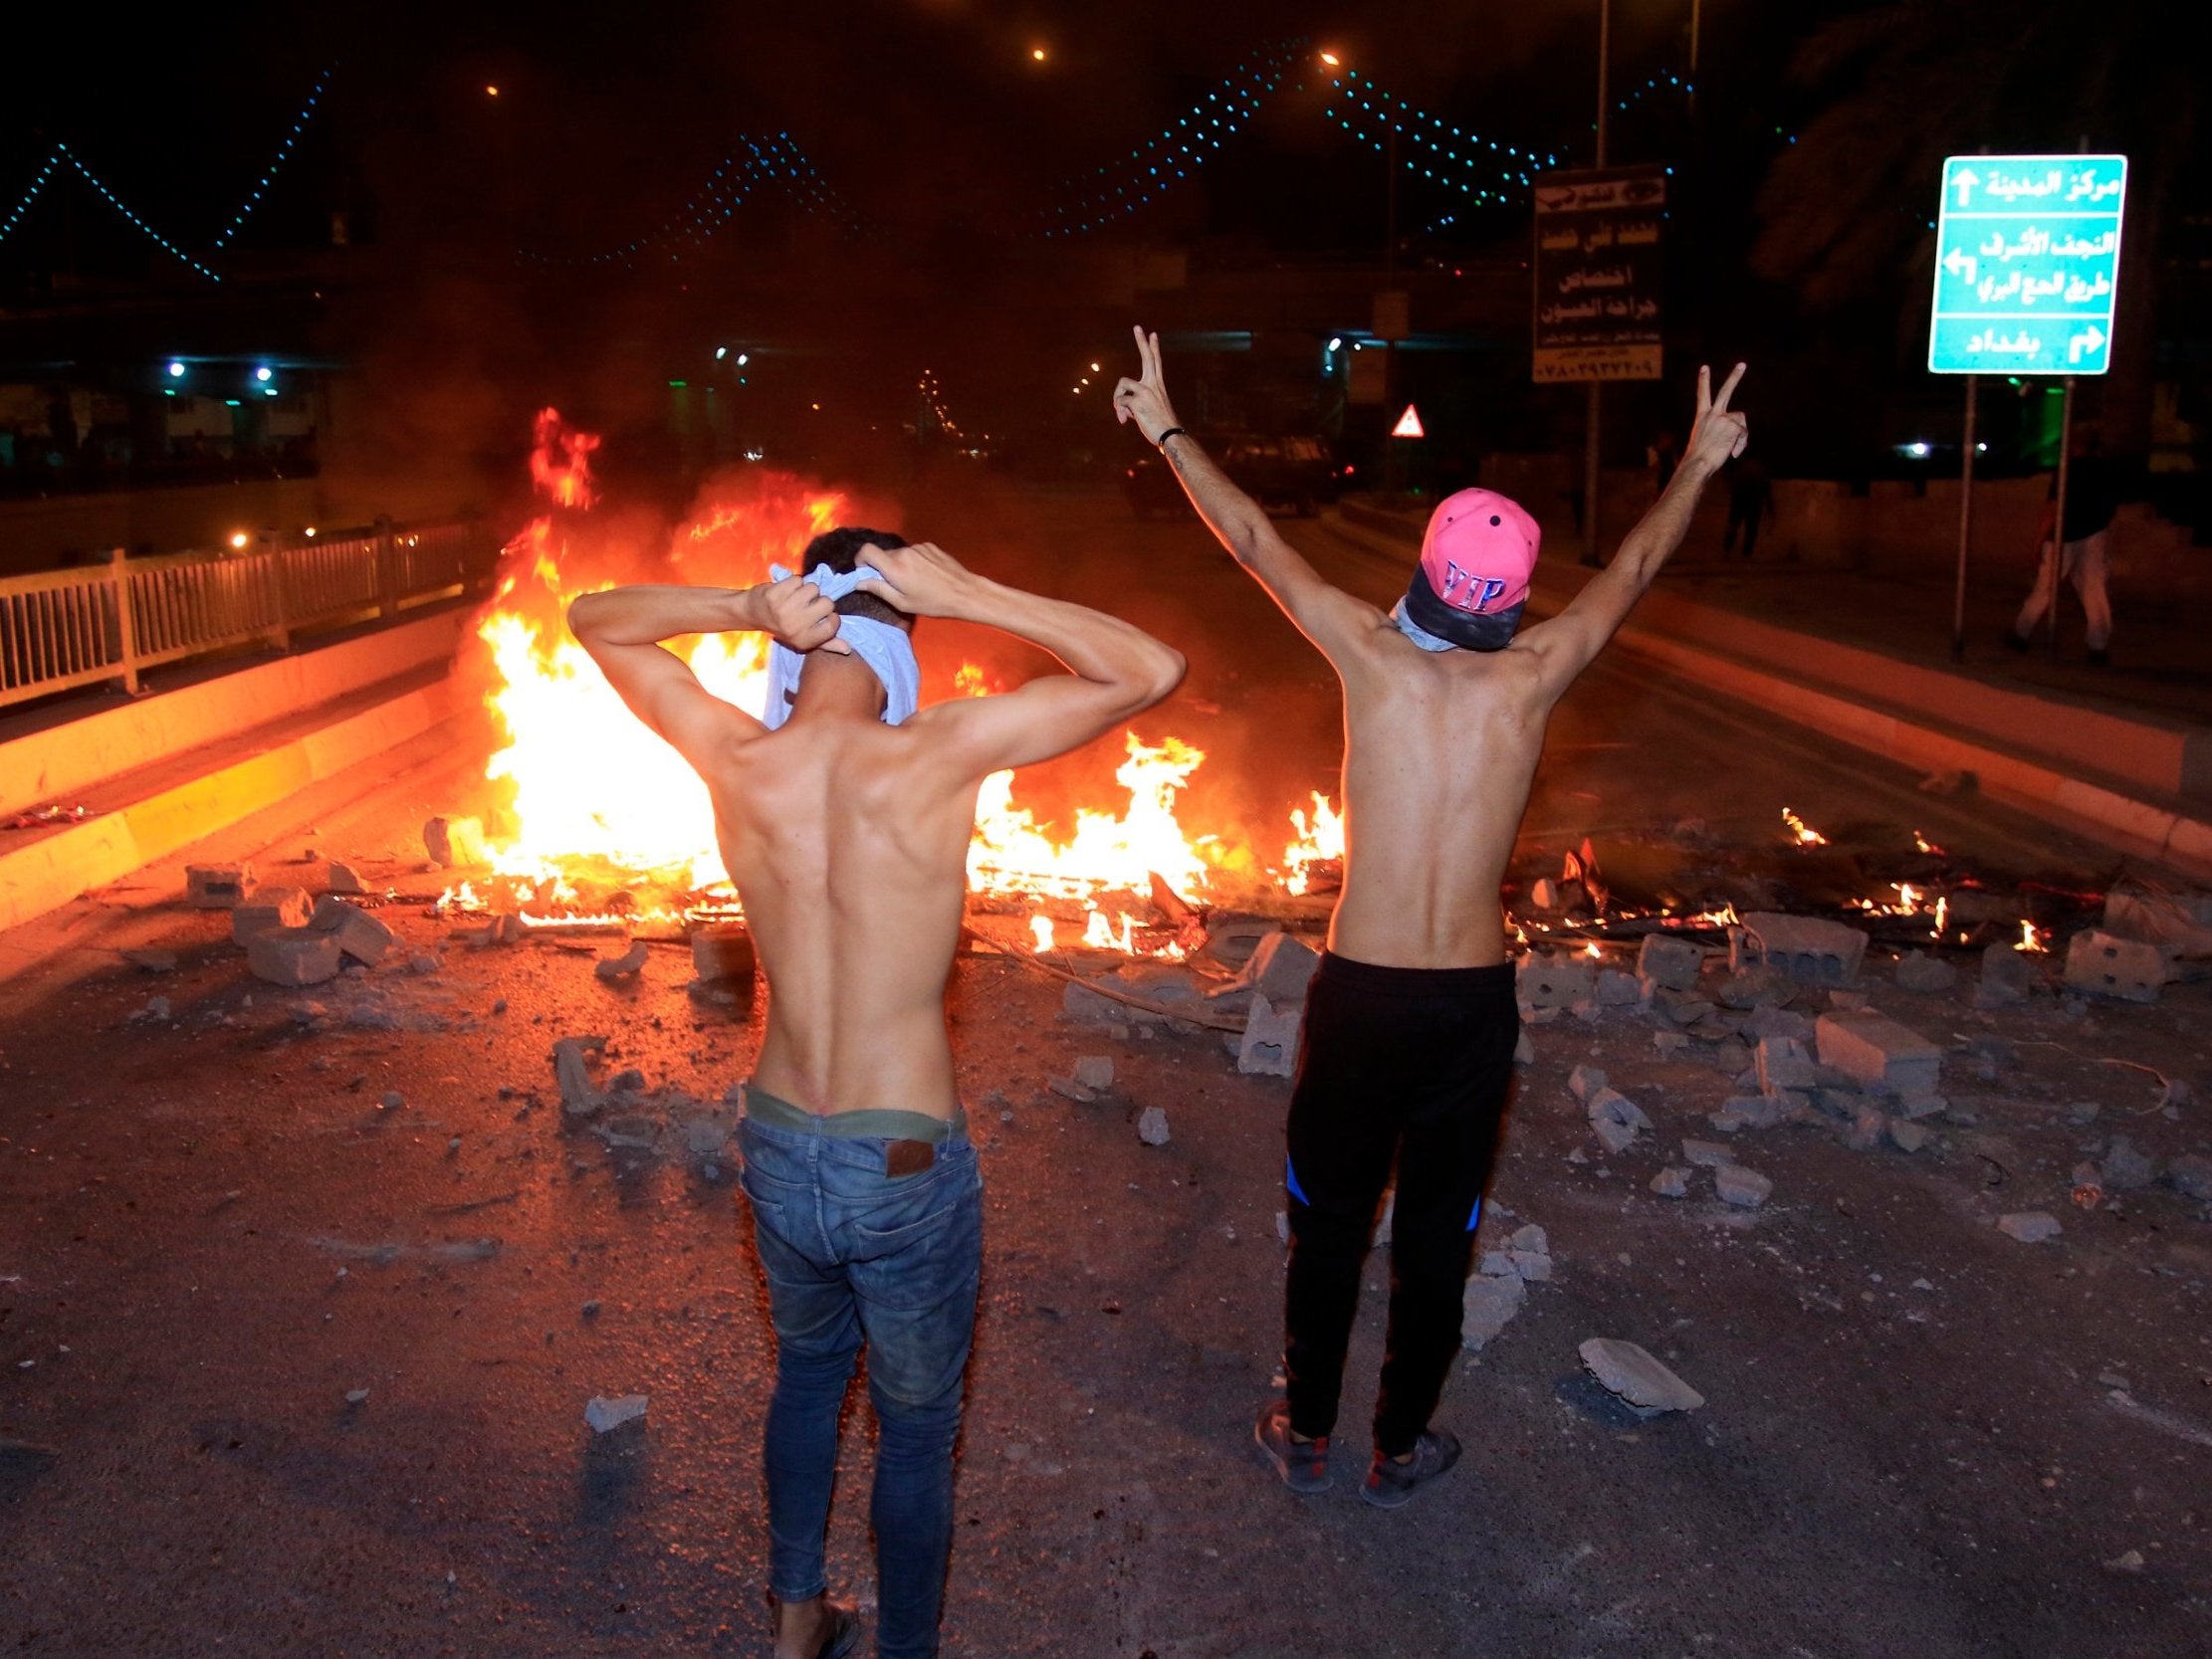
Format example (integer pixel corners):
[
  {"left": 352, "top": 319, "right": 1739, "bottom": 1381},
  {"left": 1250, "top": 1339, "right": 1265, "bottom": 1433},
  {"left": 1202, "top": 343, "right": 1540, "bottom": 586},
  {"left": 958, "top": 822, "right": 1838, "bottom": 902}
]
[
  {"left": 566, "top": 578, "right": 836, "bottom": 768},
  {"left": 856, "top": 541, "right": 1185, "bottom": 775},
  {"left": 1112, "top": 326, "right": 1389, "bottom": 667},
  {"left": 1516, "top": 363, "right": 1748, "bottom": 699}
]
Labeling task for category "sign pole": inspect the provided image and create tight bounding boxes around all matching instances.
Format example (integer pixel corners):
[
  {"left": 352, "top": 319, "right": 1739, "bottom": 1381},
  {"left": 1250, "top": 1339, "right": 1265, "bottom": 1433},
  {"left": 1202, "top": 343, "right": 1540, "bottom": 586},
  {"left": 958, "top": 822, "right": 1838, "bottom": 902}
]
[
  {"left": 2046, "top": 374, "right": 2075, "bottom": 659},
  {"left": 1582, "top": 0, "right": 1611, "bottom": 567},
  {"left": 1951, "top": 373, "right": 1976, "bottom": 662}
]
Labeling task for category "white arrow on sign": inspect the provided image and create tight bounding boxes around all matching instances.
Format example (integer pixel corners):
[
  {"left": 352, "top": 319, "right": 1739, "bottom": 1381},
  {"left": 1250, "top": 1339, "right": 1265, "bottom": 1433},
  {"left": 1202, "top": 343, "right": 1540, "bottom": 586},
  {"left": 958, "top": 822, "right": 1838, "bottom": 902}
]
[
  {"left": 2068, "top": 324, "right": 2106, "bottom": 364},
  {"left": 1952, "top": 168, "right": 1980, "bottom": 207},
  {"left": 1942, "top": 248, "right": 1977, "bottom": 286}
]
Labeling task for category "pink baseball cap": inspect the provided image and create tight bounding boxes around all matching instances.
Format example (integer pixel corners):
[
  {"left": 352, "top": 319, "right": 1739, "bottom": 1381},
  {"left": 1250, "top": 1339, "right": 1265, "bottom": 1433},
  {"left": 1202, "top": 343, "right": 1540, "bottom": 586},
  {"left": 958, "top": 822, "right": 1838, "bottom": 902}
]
[{"left": 1396, "top": 488, "right": 1540, "bottom": 651}]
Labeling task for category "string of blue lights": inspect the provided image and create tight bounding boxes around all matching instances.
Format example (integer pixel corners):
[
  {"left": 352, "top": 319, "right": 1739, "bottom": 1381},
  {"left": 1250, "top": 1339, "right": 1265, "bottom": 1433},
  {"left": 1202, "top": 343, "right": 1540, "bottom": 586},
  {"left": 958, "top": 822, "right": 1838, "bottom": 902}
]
[
  {"left": 0, "top": 145, "right": 64, "bottom": 245},
  {"left": 1037, "top": 40, "right": 1301, "bottom": 237},
  {"left": 64, "top": 146, "right": 222, "bottom": 282},
  {"left": 518, "top": 132, "right": 860, "bottom": 268},
  {"left": 212, "top": 67, "right": 332, "bottom": 251},
  {"left": 1324, "top": 68, "right": 1559, "bottom": 202}
]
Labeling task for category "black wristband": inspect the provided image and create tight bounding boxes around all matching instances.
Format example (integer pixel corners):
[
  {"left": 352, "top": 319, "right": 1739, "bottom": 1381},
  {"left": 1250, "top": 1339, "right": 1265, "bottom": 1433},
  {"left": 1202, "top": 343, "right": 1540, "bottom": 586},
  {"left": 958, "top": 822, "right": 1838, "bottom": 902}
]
[{"left": 1155, "top": 427, "right": 1189, "bottom": 450}]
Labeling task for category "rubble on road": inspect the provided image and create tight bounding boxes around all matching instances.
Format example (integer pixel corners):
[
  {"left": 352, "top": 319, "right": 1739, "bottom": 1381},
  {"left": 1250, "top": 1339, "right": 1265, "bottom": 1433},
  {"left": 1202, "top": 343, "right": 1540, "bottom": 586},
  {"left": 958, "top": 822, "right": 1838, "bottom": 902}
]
[
  {"left": 1237, "top": 993, "right": 1301, "bottom": 1077},
  {"left": 325, "top": 861, "right": 367, "bottom": 896},
  {"left": 1713, "top": 1164, "right": 1773, "bottom": 1208},
  {"left": 1595, "top": 967, "right": 1644, "bottom": 1006},
  {"left": 122, "top": 948, "right": 177, "bottom": 973},
  {"left": 1681, "top": 1139, "right": 1734, "bottom": 1168},
  {"left": 1977, "top": 942, "right": 2040, "bottom": 1008},
  {"left": 1459, "top": 1268, "right": 1527, "bottom": 1350},
  {"left": 584, "top": 1394, "right": 648, "bottom": 1434},
  {"left": 1579, "top": 1338, "right": 1705, "bottom": 1414},
  {"left": 1755, "top": 1034, "right": 1818, "bottom": 1094},
  {"left": 1649, "top": 1166, "right": 1691, "bottom": 1199},
  {"left": 313, "top": 897, "right": 396, "bottom": 966},
  {"left": 594, "top": 940, "right": 649, "bottom": 982},
  {"left": 2102, "top": 883, "right": 2212, "bottom": 957},
  {"left": 2064, "top": 931, "right": 2169, "bottom": 1004},
  {"left": 1637, "top": 933, "right": 1705, "bottom": 993},
  {"left": 1997, "top": 1211, "right": 2063, "bottom": 1243},
  {"left": 1136, "top": 1106, "right": 1171, "bottom": 1146},
  {"left": 1815, "top": 1009, "right": 1943, "bottom": 1096},
  {"left": 690, "top": 923, "right": 756, "bottom": 983},
  {"left": 1073, "top": 1055, "right": 1115, "bottom": 1091},
  {"left": 1567, "top": 1065, "right": 1608, "bottom": 1106},
  {"left": 552, "top": 1035, "right": 609, "bottom": 1119},
  {"left": 185, "top": 864, "right": 252, "bottom": 909},
  {"left": 1732, "top": 913, "right": 1868, "bottom": 987},
  {"left": 1517, "top": 952, "right": 1595, "bottom": 1012},
  {"left": 1047, "top": 1076, "right": 1097, "bottom": 1103},
  {"left": 423, "top": 816, "right": 488, "bottom": 869},
  {"left": 231, "top": 886, "right": 312, "bottom": 942},
  {"left": 1586, "top": 1086, "right": 1650, "bottom": 1154},
  {"left": 1893, "top": 951, "right": 1958, "bottom": 993},
  {"left": 1247, "top": 933, "right": 1321, "bottom": 1004},
  {"left": 246, "top": 928, "right": 343, "bottom": 987},
  {"left": 2164, "top": 1155, "right": 2212, "bottom": 1202}
]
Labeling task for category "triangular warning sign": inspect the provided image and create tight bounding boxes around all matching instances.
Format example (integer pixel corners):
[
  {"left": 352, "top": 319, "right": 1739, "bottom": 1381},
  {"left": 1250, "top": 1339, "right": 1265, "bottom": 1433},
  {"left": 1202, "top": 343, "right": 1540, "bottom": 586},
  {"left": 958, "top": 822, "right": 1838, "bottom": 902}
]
[{"left": 1391, "top": 403, "right": 1425, "bottom": 439}]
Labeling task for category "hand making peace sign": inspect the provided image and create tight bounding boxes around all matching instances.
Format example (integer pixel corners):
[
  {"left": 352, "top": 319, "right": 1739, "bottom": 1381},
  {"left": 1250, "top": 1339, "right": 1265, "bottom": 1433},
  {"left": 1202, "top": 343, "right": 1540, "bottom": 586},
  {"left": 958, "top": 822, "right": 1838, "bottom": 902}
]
[
  {"left": 1686, "top": 361, "right": 1750, "bottom": 471},
  {"left": 1111, "top": 324, "right": 1183, "bottom": 447}
]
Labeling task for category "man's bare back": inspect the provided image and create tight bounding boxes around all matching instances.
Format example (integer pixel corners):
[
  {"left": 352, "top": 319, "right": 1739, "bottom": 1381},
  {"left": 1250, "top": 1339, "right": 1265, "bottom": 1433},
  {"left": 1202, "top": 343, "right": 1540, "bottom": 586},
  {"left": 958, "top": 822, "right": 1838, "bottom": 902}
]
[
  {"left": 1112, "top": 331, "right": 1747, "bottom": 968},
  {"left": 568, "top": 537, "right": 1185, "bottom": 1117}
]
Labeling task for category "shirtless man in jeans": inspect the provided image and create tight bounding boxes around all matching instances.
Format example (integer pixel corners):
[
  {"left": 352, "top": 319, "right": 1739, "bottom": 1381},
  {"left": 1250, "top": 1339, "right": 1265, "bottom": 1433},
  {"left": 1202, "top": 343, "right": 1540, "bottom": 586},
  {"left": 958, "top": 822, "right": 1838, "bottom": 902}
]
[
  {"left": 1113, "top": 329, "right": 1747, "bottom": 1507},
  {"left": 570, "top": 531, "right": 1183, "bottom": 1658}
]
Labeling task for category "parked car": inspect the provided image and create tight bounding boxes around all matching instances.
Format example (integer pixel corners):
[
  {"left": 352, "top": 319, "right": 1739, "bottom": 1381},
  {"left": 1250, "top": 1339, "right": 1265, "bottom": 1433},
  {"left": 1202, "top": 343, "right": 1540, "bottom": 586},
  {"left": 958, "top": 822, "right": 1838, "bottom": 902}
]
[{"left": 1123, "top": 433, "right": 1350, "bottom": 518}]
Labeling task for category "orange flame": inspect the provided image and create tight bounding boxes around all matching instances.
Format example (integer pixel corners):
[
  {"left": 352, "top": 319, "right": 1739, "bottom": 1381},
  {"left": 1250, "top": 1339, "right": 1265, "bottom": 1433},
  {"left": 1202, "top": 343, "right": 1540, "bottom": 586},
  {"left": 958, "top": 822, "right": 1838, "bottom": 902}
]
[
  {"left": 1282, "top": 792, "right": 1344, "bottom": 897},
  {"left": 1783, "top": 807, "right": 1828, "bottom": 847}
]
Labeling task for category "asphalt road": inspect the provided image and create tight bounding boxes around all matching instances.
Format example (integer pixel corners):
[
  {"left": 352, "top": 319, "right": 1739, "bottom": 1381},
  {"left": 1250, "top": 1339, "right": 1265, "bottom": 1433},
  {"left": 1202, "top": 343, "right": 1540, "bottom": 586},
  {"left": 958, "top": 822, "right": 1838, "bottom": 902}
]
[{"left": 1, "top": 480, "right": 2207, "bottom": 1658}]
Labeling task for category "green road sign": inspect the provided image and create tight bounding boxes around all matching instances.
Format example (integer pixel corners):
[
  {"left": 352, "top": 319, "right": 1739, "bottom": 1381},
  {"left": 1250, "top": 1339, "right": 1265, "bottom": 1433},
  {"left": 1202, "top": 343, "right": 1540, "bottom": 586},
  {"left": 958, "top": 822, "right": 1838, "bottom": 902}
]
[{"left": 1928, "top": 154, "right": 2126, "bottom": 375}]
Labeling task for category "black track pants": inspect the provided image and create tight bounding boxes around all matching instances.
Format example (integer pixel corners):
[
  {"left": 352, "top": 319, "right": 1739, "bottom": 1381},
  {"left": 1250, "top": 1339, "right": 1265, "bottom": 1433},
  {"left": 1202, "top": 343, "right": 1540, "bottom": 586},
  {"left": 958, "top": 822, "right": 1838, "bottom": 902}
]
[{"left": 1281, "top": 952, "right": 1518, "bottom": 1457}]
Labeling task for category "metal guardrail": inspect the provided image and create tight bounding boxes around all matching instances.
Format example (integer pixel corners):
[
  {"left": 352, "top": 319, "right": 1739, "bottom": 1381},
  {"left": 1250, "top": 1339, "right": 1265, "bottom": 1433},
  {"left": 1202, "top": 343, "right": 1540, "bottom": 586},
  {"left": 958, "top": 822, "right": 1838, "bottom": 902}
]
[{"left": 0, "top": 518, "right": 494, "bottom": 713}]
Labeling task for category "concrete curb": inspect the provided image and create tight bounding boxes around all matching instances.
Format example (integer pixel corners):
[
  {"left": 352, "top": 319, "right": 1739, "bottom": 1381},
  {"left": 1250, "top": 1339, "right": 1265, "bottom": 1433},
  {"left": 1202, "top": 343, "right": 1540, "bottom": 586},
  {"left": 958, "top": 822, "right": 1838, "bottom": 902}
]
[
  {"left": 0, "top": 607, "right": 469, "bottom": 820},
  {"left": 1328, "top": 503, "right": 2212, "bottom": 881},
  {"left": 0, "top": 678, "right": 458, "bottom": 936}
]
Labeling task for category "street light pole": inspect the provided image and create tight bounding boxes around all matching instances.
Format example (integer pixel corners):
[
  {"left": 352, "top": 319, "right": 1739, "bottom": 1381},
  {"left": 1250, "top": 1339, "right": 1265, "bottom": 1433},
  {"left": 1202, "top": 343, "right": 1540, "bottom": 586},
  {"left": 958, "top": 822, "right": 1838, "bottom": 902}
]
[
  {"left": 1582, "top": 0, "right": 1611, "bottom": 566},
  {"left": 1384, "top": 126, "right": 1401, "bottom": 500}
]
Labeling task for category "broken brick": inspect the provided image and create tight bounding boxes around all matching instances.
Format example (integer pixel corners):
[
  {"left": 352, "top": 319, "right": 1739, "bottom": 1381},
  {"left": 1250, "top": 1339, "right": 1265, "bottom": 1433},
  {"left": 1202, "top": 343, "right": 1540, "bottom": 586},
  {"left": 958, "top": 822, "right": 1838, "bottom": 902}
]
[
  {"left": 1237, "top": 992, "right": 1301, "bottom": 1077},
  {"left": 231, "top": 885, "right": 312, "bottom": 942},
  {"left": 1248, "top": 932, "right": 1322, "bottom": 1004},
  {"left": 1731, "top": 913, "right": 1868, "bottom": 987},
  {"left": 1816, "top": 1009, "right": 1943, "bottom": 1097},
  {"left": 244, "top": 928, "right": 342, "bottom": 987},
  {"left": 690, "top": 923, "right": 757, "bottom": 983},
  {"left": 2062, "top": 931, "right": 2168, "bottom": 1004},
  {"left": 185, "top": 863, "right": 252, "bottom": 909},
  {"left": 1637, "top": 933, "right": 1705, "bottom": 993},
  {"left": 1516, "top": 952, "right": 1595, "bottom": 1011},
  {"left": 312, "top": 897, "right": 395, "bottom": 966},
  {"left": 1713, "top": 1164, "right": 1773, "bottom": 1207}
]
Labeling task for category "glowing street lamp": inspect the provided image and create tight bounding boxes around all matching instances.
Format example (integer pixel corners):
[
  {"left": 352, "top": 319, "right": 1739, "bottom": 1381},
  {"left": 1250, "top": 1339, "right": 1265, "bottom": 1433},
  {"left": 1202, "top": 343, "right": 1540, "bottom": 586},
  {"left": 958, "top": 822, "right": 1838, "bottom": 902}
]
[
  {"left": 1029, "top": 46, "right": 1047, "bottom": 63},
  {"left": 1319, "top": 51, "right": 1342, "bottom": 68}
]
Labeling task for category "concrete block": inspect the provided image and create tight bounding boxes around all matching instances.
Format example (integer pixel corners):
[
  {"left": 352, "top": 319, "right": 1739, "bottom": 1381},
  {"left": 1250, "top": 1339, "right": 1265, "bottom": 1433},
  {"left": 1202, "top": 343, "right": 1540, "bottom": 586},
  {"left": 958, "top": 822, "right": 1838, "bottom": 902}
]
[
  {"left": 422, "top": 815, "right": 488, "bottom": 869},
  {"left": 1714, "top": 1164, "right": 1773, "bottom": 1208},
  {"left": 1586, "top": 1087, "right": 1649, "bottom": 1154},
  {"left": 1888, "top": 1118, "right": 1932, "bottom": 1153},
  {"left": 1580, "top": 1338, "right": 1704, "bottom": 1413},
  {"left": 185, "top": 863, "right": 253, "bottom": 909},
  {"left": 1637, "top": 933, "right": 1705, "bottom": 993},
  {"left": 1516, "top": 951, "right": 1595, "bottom": 1010},
  {"left": 1650, "top": 988, "right": 1714, "bottom": 1026},
  {"left": 1681, "top": 1139, "right": 1735, "bottom": 1168},
  {"left": 690, "top": 923, "right": 757, "bottom": 983},
  {"left": 1073, "top": 1055, "right": 1115, "bottom": 1091},
  {"left": 1714, "top": 1094, "right": 1787, "bottom": 1132},
  {"left": 1594, "top": 968, "right": 1644, "bottom": 1006},
  {"left": 1513, "top": 1028, "right": 1535, "bottom": 1066},
  {"left": 1715, "top": 967, "right": 1789, "bottom": 1009},
  {"left": 1816, "top": 1009, "right": 1943, "bottom": 1096},
  {"left": 1249, "top": 932, "right": 1322, "bottom": 1004},
  {"left": 1649, "top": 1166, "right": 1692, "bottom": 1198},
  {"left": 1996, "top": 1211, "right": 2061, "bottom": 1243},
  {"left": 1740, "top": 1006, "right": 1814, "bottom": 1044},
  {"left": 1459, "top": 1270, "right": 1527, "bottom": 1349},
  {"left": 2063, "top": 931, "right": 2168, "bottom": 1004},
  {"left": 245, "top": 927, "right": 343, "bottom": 987},
  {"left": 1731, "top": 913, "right": 1868, "bottom": 987},
  {"left": 1977, "top": 943, "right": 2040, "bottom": 1007},
  {"left": 2100, "top": 1137, "right": 2157, "bottom": 1192},
  {"left": 231, "top": 885, "right": 312, "bottom": 942},
  {"left": 1755, "top": 1034, "right": 1818, "bottom": 1094},
  {"left": 1893, "top": 951, "right": 1958, "bottom": 993},
  {"left": 1237, "top": 993, "right": 1301, "bottom": 1077},
  {"left": 312, "top": 896, "right": 395, "bottom": 965},
  {"left": 1567, "top": 1065, "right": 1608, "bottom": 1105},
  {"left": 325, "top": 860, "right": 366, "bottom": 896}
]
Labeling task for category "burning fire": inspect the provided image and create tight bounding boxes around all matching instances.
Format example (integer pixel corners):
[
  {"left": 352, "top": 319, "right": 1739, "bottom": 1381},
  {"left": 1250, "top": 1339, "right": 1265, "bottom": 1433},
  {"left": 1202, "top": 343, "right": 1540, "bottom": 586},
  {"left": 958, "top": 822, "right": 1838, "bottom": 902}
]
[
  {"left": 458, "top": 409, "right": 1311, "bottom": 952},
  {"left": 1282, "top": 792, "right": 1345, "bottom": 897},
  {"left": 1782, "top": 807, "right": 1828, "bottom": 847},
  {"left": 2020, "top": 920, "right": 2048, "bottom": 953}
]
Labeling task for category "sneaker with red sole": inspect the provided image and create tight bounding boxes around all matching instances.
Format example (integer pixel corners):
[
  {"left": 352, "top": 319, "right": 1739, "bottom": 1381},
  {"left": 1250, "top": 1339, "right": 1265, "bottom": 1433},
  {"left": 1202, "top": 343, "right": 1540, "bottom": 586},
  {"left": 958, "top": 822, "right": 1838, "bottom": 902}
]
[
  {"left": 1360, "top": 1429, "right": 1461, "bottom": 1509},
  {"left": 1253, "top": 1398, "right": 1331, "bottom": 1494}
]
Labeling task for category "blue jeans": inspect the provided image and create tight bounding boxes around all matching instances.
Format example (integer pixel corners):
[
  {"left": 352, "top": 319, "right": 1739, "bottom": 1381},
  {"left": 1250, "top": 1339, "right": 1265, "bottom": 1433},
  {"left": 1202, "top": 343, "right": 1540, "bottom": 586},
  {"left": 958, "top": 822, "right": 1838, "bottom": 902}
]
[{"left": 738, "top": 1110, "right": 983, "bottom": 1659}]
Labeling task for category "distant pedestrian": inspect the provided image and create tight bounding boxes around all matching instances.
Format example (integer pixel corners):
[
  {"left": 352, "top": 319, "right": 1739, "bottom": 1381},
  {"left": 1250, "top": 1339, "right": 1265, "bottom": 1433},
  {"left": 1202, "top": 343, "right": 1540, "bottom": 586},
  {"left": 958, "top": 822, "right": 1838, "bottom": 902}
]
[
  {"left": 1721, "top": 454, "right": 1773, "bottom": 559},
  {"left": 2008, "top": 430, "right": 2120, "bottom": 665}
]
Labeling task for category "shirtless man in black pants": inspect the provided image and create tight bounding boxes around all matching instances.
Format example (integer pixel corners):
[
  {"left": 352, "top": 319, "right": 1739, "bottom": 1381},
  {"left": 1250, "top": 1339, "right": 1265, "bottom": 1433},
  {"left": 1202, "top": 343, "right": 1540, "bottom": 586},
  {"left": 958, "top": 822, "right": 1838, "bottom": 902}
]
[{"left": 1113, "top": 328, "right": 1748, "bottom": 1506}]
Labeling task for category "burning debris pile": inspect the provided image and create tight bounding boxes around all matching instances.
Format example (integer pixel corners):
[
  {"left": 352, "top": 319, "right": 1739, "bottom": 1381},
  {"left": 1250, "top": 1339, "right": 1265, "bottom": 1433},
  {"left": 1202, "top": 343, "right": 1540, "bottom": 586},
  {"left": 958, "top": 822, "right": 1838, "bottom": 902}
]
[{"left": 425, "top": 409, "right": 1344, "bottom": 963}]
